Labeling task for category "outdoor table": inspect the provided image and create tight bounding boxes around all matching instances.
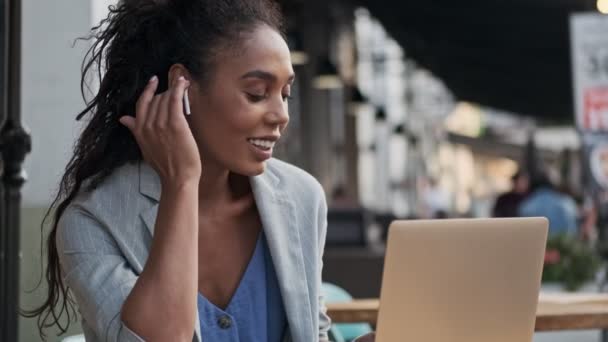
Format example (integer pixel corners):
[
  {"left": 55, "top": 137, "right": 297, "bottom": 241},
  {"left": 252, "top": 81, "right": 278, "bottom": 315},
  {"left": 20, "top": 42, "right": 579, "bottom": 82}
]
[{"left": 326, "top": 293, "right": 608, "bottom": 331}]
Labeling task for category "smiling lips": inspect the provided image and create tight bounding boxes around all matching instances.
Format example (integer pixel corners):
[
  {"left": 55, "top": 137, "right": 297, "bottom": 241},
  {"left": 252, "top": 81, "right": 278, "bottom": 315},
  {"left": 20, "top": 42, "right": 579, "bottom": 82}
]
[
  {"left": 247, "top": 138, "right": 276, "bottom": 150},
  {"left": 247, "top": 136, "right": 279, "bottom": 161}
]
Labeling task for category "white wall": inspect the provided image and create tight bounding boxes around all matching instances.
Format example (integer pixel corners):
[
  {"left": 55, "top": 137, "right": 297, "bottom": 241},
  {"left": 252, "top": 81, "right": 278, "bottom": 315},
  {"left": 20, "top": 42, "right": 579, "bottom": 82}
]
[
  {"left": 20, "top": 1, "right": 96, "bottom": 341},
  {"left": 21, "top": 0, "right": 93, "bottom": 207},
  {"left": 92, "top": 0, "right": 116, "bottom": 27}
]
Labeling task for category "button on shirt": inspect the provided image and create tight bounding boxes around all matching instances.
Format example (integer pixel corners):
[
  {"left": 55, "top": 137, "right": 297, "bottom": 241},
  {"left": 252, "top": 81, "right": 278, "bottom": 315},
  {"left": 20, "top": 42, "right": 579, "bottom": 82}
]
[{"left": 197, "top": 232, "right": 287, "bottom": 341}]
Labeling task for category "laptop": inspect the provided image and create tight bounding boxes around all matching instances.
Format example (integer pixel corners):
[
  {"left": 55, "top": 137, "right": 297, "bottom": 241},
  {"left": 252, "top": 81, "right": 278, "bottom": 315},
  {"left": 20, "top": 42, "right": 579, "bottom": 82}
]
[{"left": 375, "top": 217, "right": 548, "bottom": 342}]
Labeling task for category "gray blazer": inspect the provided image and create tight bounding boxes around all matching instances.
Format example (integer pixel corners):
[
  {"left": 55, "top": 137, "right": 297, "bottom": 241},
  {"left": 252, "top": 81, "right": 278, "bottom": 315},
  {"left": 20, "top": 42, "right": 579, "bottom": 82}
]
[{"left": 56, "top": 158, "right": 332, "bottom": 342}]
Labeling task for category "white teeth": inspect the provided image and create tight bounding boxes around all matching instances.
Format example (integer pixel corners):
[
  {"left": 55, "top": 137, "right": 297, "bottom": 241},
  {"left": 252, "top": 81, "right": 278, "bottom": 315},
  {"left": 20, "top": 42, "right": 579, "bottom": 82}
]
[{"left": 248, "top": 139, "right": 275, "bottom": 149}]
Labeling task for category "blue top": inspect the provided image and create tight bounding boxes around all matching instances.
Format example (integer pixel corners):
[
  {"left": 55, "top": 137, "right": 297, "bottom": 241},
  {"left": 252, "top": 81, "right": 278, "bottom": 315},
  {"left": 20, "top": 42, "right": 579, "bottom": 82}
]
[
  {"left": 197, "top": 232, "right": 287, "bottom": 341},
  {"left": 519, "top": 187, "right": 578, "bottom": 236}
]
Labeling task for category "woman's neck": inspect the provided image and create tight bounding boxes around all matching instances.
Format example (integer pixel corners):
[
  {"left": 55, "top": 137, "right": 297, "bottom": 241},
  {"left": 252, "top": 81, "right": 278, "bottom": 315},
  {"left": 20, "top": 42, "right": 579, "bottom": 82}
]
[{"left": 197, "top": 159, "right": 252, "bottom": 214}]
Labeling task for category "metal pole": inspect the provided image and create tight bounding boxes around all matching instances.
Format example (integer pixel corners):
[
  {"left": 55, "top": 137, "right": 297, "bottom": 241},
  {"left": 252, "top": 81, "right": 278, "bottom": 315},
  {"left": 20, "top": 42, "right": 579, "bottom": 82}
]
[{"left": 0, "top": 0, "right": 31, "bottom": 341}]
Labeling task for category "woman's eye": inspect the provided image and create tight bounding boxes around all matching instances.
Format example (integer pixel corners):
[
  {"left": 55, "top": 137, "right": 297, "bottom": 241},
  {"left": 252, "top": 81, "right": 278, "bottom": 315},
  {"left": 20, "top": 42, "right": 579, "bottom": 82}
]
[{"left": 246, "top": 93, "right": 266, "bottom": 103}]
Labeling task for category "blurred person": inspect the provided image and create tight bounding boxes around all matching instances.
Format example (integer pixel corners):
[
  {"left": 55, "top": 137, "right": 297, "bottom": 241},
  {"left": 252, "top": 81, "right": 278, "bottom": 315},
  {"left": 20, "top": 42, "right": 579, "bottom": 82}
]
[
  {"left": 492, "top": 170, "right": 529, "bottom": 218},
  {"left": 420, "top": 177, "right": 451, "bottom": 219},
  {"left": 579, "top": 197, "right": 599, "bottom": 242},
  {"left": 330, "top": 184, "right": 358, "bottom": 208},
  {"left": 518, "top": 173, "right": 578, "bottom": 236},
  {"left": 24, "top": 1, "right": 339, "bottom": 341}
]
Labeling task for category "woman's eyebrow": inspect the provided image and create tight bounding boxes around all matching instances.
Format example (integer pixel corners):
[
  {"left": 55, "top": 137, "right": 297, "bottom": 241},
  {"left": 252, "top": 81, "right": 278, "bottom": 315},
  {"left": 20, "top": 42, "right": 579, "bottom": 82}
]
[{"left": 241, "top": 70, "right": 295, "bottom": 84}]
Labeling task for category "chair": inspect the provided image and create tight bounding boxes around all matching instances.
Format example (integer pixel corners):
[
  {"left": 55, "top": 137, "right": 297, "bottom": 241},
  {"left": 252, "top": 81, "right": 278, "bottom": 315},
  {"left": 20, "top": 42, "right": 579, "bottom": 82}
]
[{"left": 323, "top": 282, "right": 373, "bottom": 342}]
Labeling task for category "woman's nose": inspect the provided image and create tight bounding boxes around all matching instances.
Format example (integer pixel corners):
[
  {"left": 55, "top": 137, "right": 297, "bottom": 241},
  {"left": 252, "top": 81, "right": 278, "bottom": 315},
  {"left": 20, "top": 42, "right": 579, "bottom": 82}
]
[{"left": 266, "top": 98, "right": 290, "bottom": 127}]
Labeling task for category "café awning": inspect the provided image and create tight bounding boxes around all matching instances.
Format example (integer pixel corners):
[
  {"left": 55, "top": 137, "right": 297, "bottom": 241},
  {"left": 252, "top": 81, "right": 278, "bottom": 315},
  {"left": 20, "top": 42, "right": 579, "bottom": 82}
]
[{"left": 352, "top": 0, "right": 597, "bottom": 121}]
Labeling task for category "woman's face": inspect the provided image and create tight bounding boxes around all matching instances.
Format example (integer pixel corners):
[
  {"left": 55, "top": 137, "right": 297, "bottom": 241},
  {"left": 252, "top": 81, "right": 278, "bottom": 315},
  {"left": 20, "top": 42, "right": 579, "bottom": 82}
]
[{"left": 187, "top": 24, "right": 293, "bottom": 176}]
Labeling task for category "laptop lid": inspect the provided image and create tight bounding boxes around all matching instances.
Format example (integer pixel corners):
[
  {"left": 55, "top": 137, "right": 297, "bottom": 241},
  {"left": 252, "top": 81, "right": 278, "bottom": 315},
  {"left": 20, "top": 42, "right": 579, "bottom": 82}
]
[{"left": 376, "top": 218, "right": 548, "bottom": 342}]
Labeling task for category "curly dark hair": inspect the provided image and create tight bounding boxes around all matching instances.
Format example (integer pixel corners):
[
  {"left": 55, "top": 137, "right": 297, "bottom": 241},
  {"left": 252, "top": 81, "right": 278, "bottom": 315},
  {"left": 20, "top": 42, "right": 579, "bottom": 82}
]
[{"left": 22, "top": 0, "right": 283, "bottom": 338}]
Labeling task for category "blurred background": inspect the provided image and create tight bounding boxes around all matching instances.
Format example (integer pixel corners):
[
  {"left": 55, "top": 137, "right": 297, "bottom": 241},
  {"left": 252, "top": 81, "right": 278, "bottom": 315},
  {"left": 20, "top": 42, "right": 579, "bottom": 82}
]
[{"left": 2, "top": 0, "right": 608, "bottom": 341}]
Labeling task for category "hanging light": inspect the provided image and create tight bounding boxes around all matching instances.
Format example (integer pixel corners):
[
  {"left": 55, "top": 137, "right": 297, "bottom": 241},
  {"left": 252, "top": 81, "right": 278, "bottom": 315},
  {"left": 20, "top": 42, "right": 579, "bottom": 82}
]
[
  {"left": 393, "top": 124, "right": 405, "bottom": 135},
  {"left": 599, "top": 0, "right": 608, "bottom": 14},
  {"left": 312, "top": 56, "right": 342, "bottom": 89},
  {"left": 351, "top": 86, "right": 366, "bottom": 104},
  {"left": 375, "top": 107, "right": 387, "bottom": 121},
  {"left": 348, "top": 85, "right": 369, "bottom": 115},
  {"left": 287, "top": 31, "right": 309, "bottom": 66}
]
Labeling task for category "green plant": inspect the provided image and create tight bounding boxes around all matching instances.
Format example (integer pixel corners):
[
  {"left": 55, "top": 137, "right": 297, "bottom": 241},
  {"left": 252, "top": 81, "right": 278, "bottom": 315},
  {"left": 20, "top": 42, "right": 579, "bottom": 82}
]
[{"left": 542, "top": 234, "right": 602, "bottom": 291}]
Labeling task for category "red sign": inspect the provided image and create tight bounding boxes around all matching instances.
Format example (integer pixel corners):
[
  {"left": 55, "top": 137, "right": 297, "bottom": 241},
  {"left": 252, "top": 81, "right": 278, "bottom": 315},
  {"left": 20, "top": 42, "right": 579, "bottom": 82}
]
[{"left": 583, "top": 87, "right": 608, "bottom": 130}]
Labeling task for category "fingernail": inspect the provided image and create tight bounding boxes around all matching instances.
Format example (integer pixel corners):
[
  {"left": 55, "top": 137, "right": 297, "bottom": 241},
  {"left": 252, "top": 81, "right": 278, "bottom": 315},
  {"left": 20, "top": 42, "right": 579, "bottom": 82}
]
[
  {"left": 149, "top": 75, "right": 158, "bottom": 83},
  {"left": 178, "top": 76, "right": 185, "bottom": 81}
]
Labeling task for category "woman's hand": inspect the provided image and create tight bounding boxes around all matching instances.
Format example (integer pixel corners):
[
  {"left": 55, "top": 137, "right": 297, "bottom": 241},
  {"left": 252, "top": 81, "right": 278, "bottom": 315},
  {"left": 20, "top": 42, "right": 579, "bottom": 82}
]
[
  {"left": 120, "top": 75, "right": 201, "bottom": 186},
  {"left": 353, "top": 332, "right": 376, "bottom": 342},
  {"left": 119, "top": 75, "right": 201, "bottom": 339}
]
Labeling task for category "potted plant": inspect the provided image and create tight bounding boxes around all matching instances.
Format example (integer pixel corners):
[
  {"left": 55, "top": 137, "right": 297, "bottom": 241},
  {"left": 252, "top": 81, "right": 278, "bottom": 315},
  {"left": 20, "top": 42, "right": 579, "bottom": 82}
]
[{"left": 542, "top": 234, "right": 602, "bottom": 291}]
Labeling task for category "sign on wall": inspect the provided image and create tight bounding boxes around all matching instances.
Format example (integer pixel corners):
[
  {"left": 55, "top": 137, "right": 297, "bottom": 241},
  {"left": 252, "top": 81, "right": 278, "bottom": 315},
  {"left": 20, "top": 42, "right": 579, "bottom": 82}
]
[
  {"left": 571, "top": 13, "right": 608, "bottom": 131},
  {"left": 571, "top": 13, "right": 608, "bottom": 240}
]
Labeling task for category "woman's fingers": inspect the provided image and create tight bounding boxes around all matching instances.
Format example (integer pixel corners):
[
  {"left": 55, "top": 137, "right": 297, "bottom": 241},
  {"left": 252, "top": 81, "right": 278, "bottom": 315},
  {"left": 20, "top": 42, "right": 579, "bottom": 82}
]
[
  {"left": 120, "top": 73, "right": 201, "bottom": 182},
  {"left": 157, "top": 87, "right": 172, "bottom": 128},
  {"left": 135, "top": 75, "right": 158, "bottom": 121},
  {"left": 120, "top": 75, "right": 158, "bottom": 133},
  {"left": 169, "top": 76, "right": 190, "bottom": 120},
  {"left": 145, "top": 93, "right": 163, "bottom": 133},
  {"left": 118, "top": 115, "right": 136, "bottom": 132}
]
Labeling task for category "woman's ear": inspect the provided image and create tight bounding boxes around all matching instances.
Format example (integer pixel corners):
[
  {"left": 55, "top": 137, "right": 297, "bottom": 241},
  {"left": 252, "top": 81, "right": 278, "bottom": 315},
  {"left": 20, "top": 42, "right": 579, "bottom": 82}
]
[{"left": 167, "top": 64, "right": 192, "bottom": 87}]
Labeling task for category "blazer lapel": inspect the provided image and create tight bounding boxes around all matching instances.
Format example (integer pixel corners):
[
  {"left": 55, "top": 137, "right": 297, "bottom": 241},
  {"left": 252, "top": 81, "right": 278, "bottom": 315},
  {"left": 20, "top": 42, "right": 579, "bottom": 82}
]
[
  {"left": 138, "top": 161, "right": 160, "bottom": 237},
  {"left": 251, "top": 169, "right": 314, "bottom": 342}
]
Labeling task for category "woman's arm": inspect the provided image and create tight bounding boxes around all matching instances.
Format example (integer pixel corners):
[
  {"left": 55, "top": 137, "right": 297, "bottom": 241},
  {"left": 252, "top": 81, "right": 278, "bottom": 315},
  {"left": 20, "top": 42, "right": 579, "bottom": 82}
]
[
  {"left": 120, "top": 180, "right": 199, "bottom": 341},
  {"left": 58, "top": 75, "right": 201, "bottom": 342},
  {"left": 118, "top": 74, "right": 202, "bottom": 341},
  {"left": 58, "top": 181, "right": 198, "bottom": 342}
]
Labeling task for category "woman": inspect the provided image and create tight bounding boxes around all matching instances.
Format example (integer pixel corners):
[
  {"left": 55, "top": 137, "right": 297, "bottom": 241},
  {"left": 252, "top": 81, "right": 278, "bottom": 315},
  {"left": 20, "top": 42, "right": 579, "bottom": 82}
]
[{"left": 26, "top": 0, "right": 335, "bottom": 340}]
